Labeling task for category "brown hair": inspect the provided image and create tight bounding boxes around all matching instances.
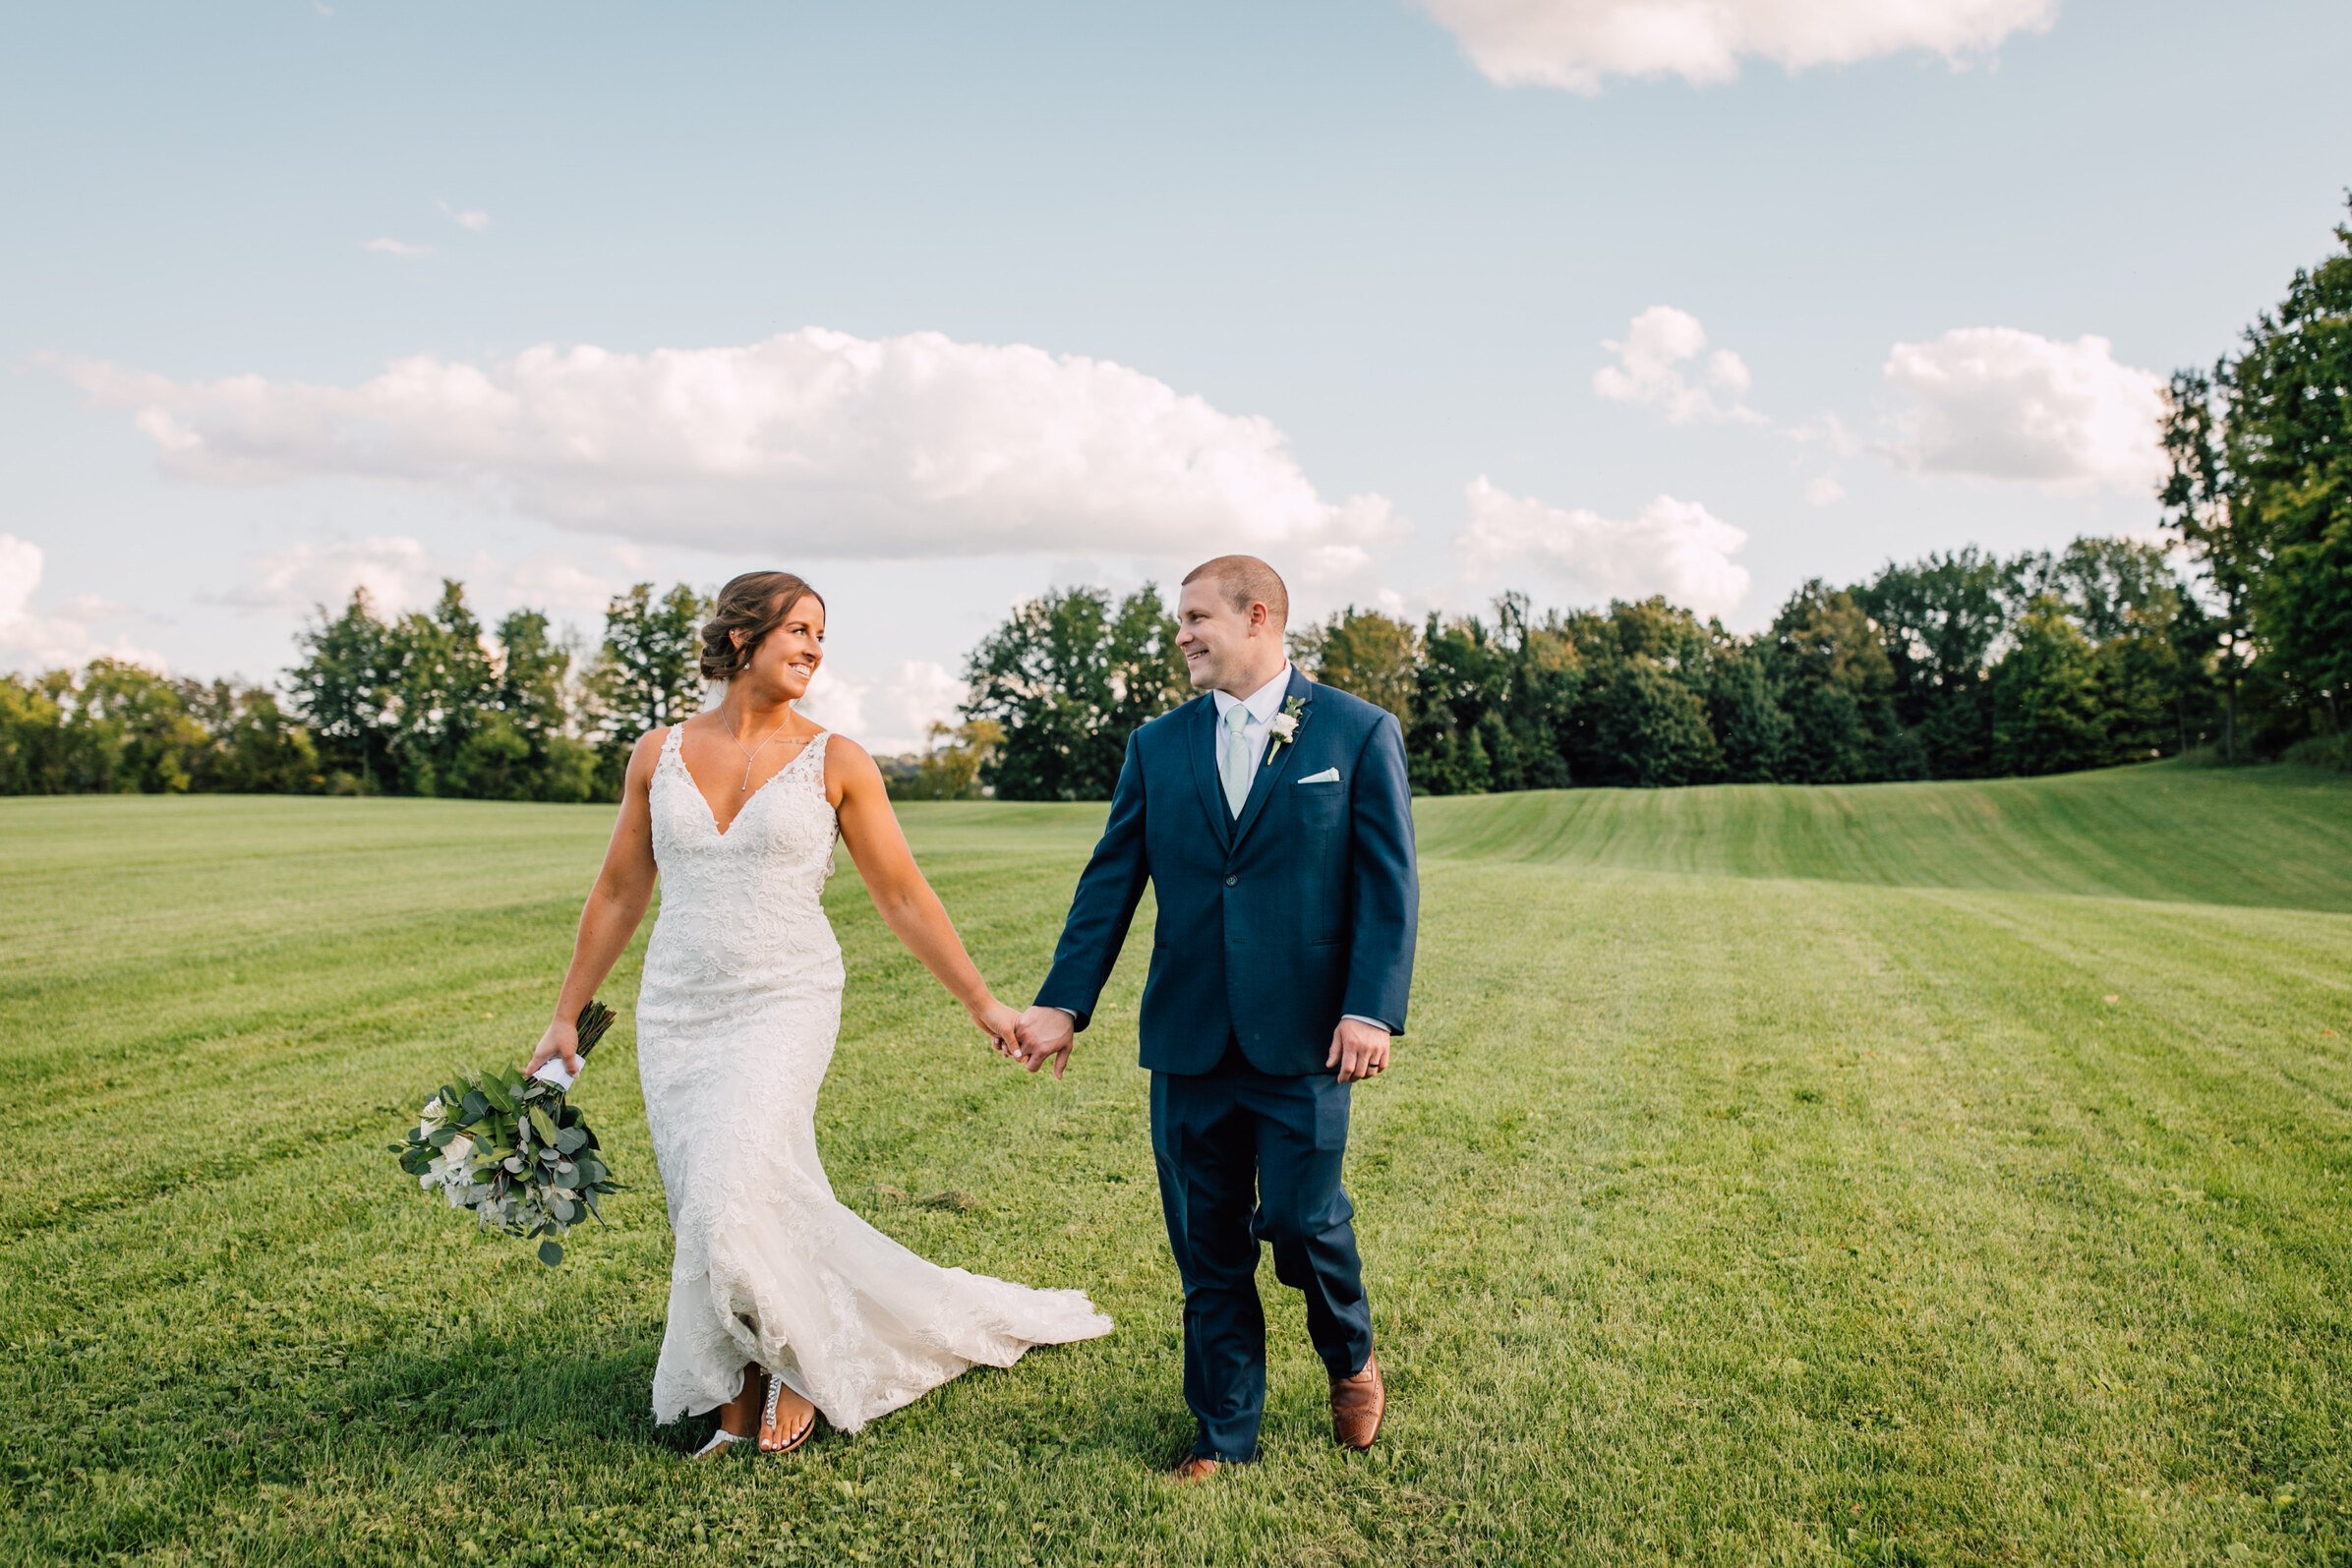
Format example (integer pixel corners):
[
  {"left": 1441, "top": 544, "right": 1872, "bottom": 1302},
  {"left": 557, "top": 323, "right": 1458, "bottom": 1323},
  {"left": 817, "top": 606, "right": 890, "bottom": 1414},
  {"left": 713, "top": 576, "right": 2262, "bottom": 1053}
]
[
  {"left": 699, "top": 571, "right": 826, "bottom": 681},
  {"left": 1181, "top": 554, "right": 1288, "bottom": 628}
]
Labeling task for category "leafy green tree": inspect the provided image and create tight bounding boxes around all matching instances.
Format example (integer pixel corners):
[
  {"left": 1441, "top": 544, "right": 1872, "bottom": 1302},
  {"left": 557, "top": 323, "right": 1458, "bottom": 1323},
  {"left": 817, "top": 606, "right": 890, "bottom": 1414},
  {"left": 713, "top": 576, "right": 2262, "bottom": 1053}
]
[
  {"left": 288, "top": 588, "right": 400, "bottom": 791},
  {"left": 1292, "top": 607, "right": 1418, "bottom": 726},
  {"left": 1706, "top": 641, "right": 1792, "bottom": 784},
  {"left": 965, "top": 584, "right": 1185, "bottom": 800},
  {"left": 2226, "top": 204, "right": 2352, "bottom": 739},
  {"left": 587, "top": 583, "right": 708, "bottom": 797},
  {"left": 176, "top": 678, "right": 321, "bottom": 793},
  {"left": 448, "top": 610, "right": 595, "bottom": 802},
  {"left": 384, "top": 580, "right": 496, "bottom": 796},
  {"left": 1855, "top": 548, "right": 2009, "bottom": 777},
  {"left": 1593, "top": 661, "right": 1721, "bottom": 786},
  {"left": 64, "top": 659, "right": 209, "bottom": 793},
  {"left": 1769, "top": 581, "right": 1902, "bottom": 783},
  {"left": 890, "top": 719, "right": 1004, "bottom": 801},
  {"left": 1407, "top": 611, "right": 1513, "bottom": 794},
  {"left": 1990, "top": 597, "right": 2110, "bottom": 775},
  {"left": 0, "top": 673, "right": 67, "bottom": 793}
]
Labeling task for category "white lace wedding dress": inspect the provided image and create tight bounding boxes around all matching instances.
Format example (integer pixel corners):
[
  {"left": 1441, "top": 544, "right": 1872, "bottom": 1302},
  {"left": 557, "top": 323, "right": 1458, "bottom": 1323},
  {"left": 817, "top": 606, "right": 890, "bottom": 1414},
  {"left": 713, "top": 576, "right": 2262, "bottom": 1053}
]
[{"left": 636, "top": 724, "right": 1112, "bottom": 1431}]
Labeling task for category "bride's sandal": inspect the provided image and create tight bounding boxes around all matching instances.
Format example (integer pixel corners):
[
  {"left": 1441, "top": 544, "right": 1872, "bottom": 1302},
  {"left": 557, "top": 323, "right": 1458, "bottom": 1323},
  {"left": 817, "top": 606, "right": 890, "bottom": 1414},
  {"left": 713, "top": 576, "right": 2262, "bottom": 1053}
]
[
  {"left": 757, "top": 1370, "right": 819, "bottom": 1456},
  {"left": 691, "top": 1427, "right": 751, "bottom": 1459}
]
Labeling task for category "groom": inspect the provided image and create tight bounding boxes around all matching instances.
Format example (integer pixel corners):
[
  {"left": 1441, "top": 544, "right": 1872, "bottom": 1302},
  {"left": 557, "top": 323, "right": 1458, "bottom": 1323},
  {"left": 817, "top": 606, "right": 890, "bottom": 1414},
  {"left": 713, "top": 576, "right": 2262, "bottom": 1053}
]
[{"left": 1015, "top": 553, "right": 1418, "bottom": 1480}]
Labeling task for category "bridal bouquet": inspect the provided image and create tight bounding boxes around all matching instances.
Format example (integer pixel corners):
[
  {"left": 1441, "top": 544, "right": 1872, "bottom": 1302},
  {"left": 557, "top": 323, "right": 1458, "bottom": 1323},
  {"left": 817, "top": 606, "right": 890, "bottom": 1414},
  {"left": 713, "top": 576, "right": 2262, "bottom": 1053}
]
[{"left": 392, "top": 1000, "right": 622, "bottom": 1266}]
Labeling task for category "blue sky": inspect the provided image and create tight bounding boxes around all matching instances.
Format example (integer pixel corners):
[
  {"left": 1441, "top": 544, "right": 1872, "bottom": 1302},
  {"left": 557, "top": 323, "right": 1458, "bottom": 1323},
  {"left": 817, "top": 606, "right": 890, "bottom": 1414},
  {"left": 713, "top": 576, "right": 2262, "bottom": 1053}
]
[{"left": 5, "top": 0, "right": 2347, "bottom": 749}]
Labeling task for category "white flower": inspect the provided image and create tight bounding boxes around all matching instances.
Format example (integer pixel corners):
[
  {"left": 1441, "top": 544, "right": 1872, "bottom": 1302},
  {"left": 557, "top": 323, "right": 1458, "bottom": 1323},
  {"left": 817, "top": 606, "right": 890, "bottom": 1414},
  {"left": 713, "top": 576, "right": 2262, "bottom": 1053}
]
[
  {"left": 442, "top": 1133, "right": 474, "bottom": 1167},
  {"left": 1268, "top": 713, "right": 1298, "bottom": 741}
]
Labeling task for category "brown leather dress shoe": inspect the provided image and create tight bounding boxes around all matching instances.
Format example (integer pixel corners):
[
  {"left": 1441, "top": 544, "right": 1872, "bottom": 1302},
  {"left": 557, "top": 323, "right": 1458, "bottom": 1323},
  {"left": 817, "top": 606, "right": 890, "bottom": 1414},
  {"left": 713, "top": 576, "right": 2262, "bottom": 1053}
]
[
  {"left": 1169, "top": 1455, "right": 1225, "bottom": 1482},
  {"left": 1330, "top": 1352, "right": 1384, "bottom": 1450}
]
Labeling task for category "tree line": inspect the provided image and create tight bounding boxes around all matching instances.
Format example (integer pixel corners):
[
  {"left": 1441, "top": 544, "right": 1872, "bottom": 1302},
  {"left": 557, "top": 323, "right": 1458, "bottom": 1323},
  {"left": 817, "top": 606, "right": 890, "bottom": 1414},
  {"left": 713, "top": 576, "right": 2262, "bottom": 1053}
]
[
  {"left": 960, "top": 536, "right": 2225, "bottom": 799},
  {"left": 5, "top": 206, "right": 2342, "bottom": 801},
  {"left": 0, "top": 581, "right": 710, "bottom": 800}
]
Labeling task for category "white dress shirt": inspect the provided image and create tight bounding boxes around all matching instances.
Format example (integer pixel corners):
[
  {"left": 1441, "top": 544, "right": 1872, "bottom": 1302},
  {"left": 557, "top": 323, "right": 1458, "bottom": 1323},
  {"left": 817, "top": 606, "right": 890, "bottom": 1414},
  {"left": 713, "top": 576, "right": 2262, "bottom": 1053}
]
[{"left": 1210, "top": 663, "right": 1296, "bottom": 778}]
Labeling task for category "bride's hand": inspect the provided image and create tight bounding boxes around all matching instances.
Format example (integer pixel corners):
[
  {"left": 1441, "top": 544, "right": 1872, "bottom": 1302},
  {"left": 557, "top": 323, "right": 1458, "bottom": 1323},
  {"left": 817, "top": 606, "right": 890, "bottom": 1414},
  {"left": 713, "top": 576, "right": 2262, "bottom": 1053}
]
[
  {"left": 527, "top": 1016, "right": 582, "bottom": 1076},
  {"left": 970, "top": 996, "right": 1026, "bottom": 1063}
]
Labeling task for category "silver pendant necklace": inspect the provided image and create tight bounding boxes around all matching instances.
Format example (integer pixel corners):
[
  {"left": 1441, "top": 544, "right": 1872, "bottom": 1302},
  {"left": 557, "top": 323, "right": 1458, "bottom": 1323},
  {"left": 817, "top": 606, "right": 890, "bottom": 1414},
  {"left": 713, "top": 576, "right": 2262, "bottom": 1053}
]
[{"left": 722, "top": 704, "right": 796, "bottom": 791}]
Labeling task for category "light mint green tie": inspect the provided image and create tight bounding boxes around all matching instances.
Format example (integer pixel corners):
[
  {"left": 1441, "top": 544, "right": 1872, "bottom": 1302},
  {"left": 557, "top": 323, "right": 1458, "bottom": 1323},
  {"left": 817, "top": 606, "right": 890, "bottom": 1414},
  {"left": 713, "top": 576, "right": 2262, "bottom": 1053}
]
[{"left": 1218, "top": 702, "right": 1253, "bottom": 817}]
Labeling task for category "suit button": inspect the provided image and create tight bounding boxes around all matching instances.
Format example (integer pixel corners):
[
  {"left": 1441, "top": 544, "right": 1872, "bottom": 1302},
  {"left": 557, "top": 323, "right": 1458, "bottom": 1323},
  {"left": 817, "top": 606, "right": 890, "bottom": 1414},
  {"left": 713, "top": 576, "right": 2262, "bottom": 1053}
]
[{"left": 1224, "top": 874, "right": 1238, "bottom": 887}]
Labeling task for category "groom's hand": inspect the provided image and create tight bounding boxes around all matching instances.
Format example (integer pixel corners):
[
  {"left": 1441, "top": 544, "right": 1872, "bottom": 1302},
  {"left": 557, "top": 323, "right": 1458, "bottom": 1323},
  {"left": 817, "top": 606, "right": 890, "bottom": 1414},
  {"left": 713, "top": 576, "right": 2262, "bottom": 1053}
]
[
  {"left": 1327, "top": 1018, "right": 1391, "bottom": 1084},
  {"left": 1016, "top": 1006, "right": 1076, "bottom": 1080}
]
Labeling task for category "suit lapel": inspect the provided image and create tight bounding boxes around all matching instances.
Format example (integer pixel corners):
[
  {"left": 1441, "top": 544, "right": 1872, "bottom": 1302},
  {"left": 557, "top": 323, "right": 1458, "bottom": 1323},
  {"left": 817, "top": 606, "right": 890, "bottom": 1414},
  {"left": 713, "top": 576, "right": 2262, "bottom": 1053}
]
[
  {"left": 1228, "top": 668, "right": 1314, "bottom": 853},
  {"left": 1184, "top": 694, "right": 1235, "bottom": 852}
]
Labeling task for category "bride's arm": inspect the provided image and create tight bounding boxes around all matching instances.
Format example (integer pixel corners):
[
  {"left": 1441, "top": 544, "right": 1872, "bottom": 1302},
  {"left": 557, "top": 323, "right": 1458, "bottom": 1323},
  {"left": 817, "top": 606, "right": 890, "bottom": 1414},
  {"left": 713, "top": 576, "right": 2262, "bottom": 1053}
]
[
  {"left": 527, "top": 728, "right": 664, "bottom": 1075},
  {"left": 828, "top": 735, "right": 1020, "bottom": 1052}
]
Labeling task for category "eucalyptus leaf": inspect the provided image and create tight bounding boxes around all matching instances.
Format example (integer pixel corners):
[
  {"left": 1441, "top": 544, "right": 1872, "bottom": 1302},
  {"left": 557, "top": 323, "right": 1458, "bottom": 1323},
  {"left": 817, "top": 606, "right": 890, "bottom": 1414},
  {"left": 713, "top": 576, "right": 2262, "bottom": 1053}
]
[{"left": 538, "top": 1240, "right": 563, "bottom": 1267}]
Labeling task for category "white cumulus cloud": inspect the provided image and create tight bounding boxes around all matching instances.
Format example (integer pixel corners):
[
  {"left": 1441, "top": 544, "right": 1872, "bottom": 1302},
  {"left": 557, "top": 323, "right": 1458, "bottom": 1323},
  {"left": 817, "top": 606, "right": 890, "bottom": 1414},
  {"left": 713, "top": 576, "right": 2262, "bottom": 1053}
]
[
  {"left": 214, "top": 536, "right": 444, "bottom": 616},
  {"left": 1417, "top": 0, "right": 2056, "bottom": 91},
  {"left": 1459, "top": 478, "right": 1750, "bottom": 617},
  {"left": 438, "top": 199, "right": 491, "bottom": 232},
  {"left": 1594, "top": 305, "right": 1762, "bottom": 425},
  {"left": 55, "top": 329, "right": 1400, "bottom": 565},
  {"left": 1881, "top": 326, "right": 2165, "bottom": 494},
  {"left": 362, "top": 237, "right": 435, "bottom": 259},
  {"left": 797, "top": 659, "right": 969, "bottom": 758},
  {"left": 215, "top": 536, "right": 649, "bottom": 628},
  {"left": 0, "top": 535, "right": 164, "bottom": 673}
]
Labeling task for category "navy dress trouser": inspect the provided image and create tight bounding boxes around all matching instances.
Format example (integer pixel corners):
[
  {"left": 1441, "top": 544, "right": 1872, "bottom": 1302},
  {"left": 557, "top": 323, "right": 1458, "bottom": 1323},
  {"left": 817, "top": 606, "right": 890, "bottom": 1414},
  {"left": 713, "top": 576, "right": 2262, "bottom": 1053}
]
[{"left": 1148, "top": 1042, "right": 1374, "bottom": 1462}]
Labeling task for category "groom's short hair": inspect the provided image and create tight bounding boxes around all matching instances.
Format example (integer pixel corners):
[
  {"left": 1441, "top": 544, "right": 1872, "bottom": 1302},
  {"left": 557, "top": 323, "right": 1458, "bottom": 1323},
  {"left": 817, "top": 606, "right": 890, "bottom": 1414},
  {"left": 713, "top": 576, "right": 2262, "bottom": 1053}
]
[{"left": 1182, "top": 555, "right": 1288, "bottom": 629}]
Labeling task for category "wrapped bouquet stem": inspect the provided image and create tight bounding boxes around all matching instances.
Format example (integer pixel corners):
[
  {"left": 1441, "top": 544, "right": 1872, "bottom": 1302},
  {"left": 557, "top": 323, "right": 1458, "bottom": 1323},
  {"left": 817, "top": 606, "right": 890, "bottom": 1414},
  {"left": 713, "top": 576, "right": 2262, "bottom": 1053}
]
[{"left": 392, "top": 1000, "right": 623, "bottom": 1265}]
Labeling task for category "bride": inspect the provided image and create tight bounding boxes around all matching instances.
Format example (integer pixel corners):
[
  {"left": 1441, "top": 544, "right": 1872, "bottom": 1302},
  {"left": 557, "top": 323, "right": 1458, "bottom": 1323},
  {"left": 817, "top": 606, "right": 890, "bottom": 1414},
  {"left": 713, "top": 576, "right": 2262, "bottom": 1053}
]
[{"left": 527, "top": 569, "right": 1111, "bottom": 1457}]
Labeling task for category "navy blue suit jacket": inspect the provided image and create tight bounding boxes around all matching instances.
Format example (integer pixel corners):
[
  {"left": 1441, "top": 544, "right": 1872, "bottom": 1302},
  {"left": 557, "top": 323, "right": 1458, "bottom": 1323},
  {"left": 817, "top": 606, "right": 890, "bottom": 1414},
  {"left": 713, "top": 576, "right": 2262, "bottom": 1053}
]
[{"left": 1036, "top": 668, "right": 1419, "bottom": 1076}]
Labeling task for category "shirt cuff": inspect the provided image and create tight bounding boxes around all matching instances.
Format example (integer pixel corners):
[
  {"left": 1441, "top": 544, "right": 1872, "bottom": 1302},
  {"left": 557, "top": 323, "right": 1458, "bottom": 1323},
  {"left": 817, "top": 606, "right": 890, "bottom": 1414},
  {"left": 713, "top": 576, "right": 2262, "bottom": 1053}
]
[{"left": 1340, "top": 1014, "right": 1390, "bottom": 1033}]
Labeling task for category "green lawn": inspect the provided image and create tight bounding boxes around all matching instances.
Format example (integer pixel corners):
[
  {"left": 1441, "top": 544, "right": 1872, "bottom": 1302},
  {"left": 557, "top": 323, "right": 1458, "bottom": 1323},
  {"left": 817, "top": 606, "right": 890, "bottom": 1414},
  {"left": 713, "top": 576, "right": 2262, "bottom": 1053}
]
[{"left": 3, "top": 763, "right": 2349, "bottom": 1565}]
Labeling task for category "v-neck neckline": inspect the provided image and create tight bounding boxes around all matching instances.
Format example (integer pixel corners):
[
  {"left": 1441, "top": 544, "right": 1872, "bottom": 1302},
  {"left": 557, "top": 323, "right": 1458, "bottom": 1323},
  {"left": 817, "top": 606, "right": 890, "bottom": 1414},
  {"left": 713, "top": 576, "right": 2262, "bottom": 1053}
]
[{"left": 674, "top": 725, "right": 826, "bottom": 840}]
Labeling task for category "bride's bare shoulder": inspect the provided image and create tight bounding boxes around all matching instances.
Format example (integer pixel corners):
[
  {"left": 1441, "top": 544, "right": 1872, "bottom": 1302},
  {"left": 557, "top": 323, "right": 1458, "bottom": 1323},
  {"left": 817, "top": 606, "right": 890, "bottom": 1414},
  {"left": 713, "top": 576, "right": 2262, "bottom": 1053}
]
[
  {"left": 819, "top": 729, "right": 873, "bottom": 768},
  {"left": 816, "top": 731, "right": 881, "bottom": 791},
  {"left": 621, "top": 725, "right": 676, "bottom": 779}
]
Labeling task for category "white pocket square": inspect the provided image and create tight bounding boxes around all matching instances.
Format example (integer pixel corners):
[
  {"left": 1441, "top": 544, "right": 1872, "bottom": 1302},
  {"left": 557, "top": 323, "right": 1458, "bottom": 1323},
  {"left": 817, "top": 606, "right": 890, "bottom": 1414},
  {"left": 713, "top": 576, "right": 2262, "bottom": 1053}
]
[{"left": 1296, "top": 767, "right": 1341, "bottom": 784}]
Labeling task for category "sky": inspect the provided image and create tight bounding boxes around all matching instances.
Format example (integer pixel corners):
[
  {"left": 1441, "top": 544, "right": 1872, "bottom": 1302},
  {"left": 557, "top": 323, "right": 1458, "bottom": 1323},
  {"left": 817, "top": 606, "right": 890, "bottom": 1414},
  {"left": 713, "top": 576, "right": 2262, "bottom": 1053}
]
[{"left": 4, "top": 0, "right": 2347, "bottom": 751}]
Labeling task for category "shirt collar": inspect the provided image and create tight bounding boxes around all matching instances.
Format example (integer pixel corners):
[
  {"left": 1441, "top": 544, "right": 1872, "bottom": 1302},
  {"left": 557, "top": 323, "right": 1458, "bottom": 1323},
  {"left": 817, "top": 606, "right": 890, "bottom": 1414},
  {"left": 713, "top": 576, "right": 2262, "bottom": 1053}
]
[{"left": 1212, "top": 662, "right": 1293, "bottom": 725}]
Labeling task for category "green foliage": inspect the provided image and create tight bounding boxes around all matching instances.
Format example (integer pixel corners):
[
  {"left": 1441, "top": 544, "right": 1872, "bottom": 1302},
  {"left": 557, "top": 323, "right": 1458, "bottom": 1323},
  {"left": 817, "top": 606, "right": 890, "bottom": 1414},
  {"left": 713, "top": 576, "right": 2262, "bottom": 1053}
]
[
  {"left": 1289, "top": 605, "right": 1418, "bottom": 725},
  {"left": 2164, "top": 199, "right": 2352, "bottom": 757},
  {"left": 963, "top": 583, "right": 1186, "bottom": 800},
  {"left": 1592, "top": 661, "right": 1721, "bottom": 786},
  {"left": 391, "top": 1001, "right": 620, "bottom": 1263},
  {"left": 585, "top": 582, "right": 709, "bottom": 795},
  {"left": 887, "top": 719, "right": 1003, "bottom": 801},
  {"left": 1990, "top": 597, "right": 2110, "bottom": 775}
]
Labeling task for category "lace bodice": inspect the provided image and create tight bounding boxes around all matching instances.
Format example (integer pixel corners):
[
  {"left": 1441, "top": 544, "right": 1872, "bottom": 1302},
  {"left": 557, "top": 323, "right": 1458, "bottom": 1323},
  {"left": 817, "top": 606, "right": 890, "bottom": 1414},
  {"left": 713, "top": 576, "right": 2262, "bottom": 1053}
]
[{"left": 644, "top": 724, "right": 842, "bottom": 992}]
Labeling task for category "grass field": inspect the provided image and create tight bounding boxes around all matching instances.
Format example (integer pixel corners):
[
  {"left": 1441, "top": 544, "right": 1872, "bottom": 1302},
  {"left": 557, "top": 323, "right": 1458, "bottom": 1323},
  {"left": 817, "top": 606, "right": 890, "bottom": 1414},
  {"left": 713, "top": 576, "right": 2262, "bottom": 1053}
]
[{"left": 3, "top": 763, "right": 2350, "bottom": 1566}]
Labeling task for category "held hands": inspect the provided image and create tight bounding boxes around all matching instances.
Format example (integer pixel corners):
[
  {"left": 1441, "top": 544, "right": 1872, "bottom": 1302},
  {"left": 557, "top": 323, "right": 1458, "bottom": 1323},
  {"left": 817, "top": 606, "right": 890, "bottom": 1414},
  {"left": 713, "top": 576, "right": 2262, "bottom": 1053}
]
[
  {"left": 526, "top": 1017, "right": 583, "bottom": 1078},
  {"left": 1012, "top": 1005, "right": 1076, "bottom": 1080},
  {"left": 970, "top": 996, "right": 1027, "bottom": 1063},
  {"left": 1327, "top": 1018, "right": 1391, "bottom": 1084}
]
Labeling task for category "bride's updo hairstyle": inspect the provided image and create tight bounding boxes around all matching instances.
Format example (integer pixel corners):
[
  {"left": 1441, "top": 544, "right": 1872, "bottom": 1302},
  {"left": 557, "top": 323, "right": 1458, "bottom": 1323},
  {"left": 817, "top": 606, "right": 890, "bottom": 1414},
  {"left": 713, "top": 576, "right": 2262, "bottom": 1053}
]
[{"left": 699, "top": 570, "right": 826, "bottom": 682}]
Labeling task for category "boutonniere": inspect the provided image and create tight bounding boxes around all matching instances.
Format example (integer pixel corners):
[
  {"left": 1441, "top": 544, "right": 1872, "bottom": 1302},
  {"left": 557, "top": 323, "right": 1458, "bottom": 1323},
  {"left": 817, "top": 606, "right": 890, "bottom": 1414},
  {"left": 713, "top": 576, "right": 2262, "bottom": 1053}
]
[{"left": 1264, "top": 696, "right": 1306, "bottom": 767}]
